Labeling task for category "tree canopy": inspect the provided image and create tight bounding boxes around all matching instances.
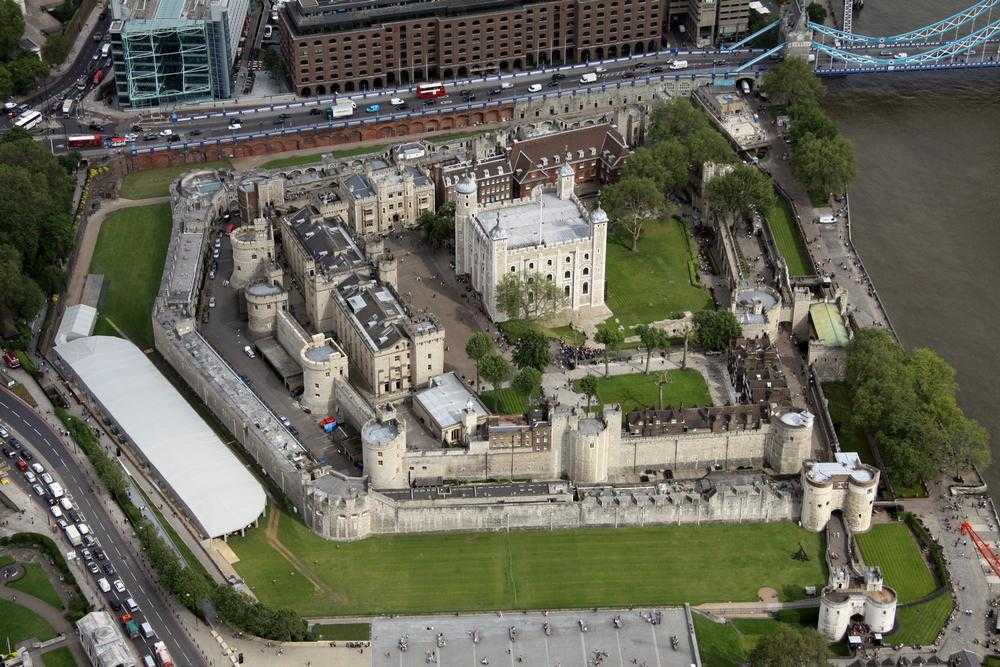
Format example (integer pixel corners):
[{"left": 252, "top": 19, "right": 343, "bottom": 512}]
[
  {"left": 748, "top": 624, "right": 832, "bottom": 667},
  {"left": 705, "top": 163, "right": 776, "bottom": 223},
  {"left": 478, "top": 353, "right": 512, "bottom": 391},
  {"left": 693, "top": 309, "right": 741, "bottom": 351},
  {"left": 511, "top": 328, "right": 551, "bottom": 372},
  {"left": 791, "top": 132, "right": 857, "bottom": 201},
  {"left": 636, "top": 324, "right": 670, "bottom": 374},
  {"left": 417, "top": 201, "right": 455, "bottom": 249},
  {"left": 846, "top": 328, "right": 990, "bottom": 486},
  {"left": 760, "top": 58, "right": 825, "bottom": 106},
  {"left": 465, "top": 330, "right": 494, "bottom": 388},
  {"left": 511, "top": 367, "right": 543, "bottom": 406},
  {"left": 0, "top": 0, "right": 25, "bottom": 57},
  {"left": 0, "top": 129, "right": 76, "bottom": 335},
  {"left": 594, "top": 320, "right": 625, "bottom": 376},
  {"left": 601, "top": 176, "right": 671, "bottom": 252},
  {"left": 495, "top": 271, "right": 567, "bottom": 322},
  {"left": 806, "top": 2, "right": 828, "bottom": 24}
]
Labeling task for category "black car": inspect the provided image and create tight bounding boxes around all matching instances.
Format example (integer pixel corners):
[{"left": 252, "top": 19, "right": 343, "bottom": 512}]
[
  {"left": 489, "top": 88, "right": 502, "bottom": 96},
  {"left": 650, "top": 65, "right": 664, "bottom": 73},
  {"left": 309, "top": 107, "right": 321, "bottom": 115},
  {"left": 131, "top": 124, "right": 142, "bottom": 132},
  {"left": 88, "top": 122, "right": 104, "bottom": 132},
  {"left": 621, "top": 71, "right": 636, "bottom": 78},
  {"left": 95, "top": 550, "right": 106, "bottom": 561},
  {"left": 273, "top": 118, "right": 284, "bottom": 125},
  {"left": 102, "top": 562, "right": 115, "bottom": 575},
  {"left": 1, "top": 448, "right": 11, "bottom": 458},
  {"left": 713, "top": 58, "right": 726, "bottom": 66},
  {"left": 21, "top": 450, "right": 32, "bottom": 461},
  {"left": 279, "top": 113, "right": 291, "bottom": 119},
  {"left": 546, "top": 80, "right": 559, "bottom": 88},
  {"left": 633, "top": 62, "right": 649, "bottom": 69},
  {"left": 68, "top": 509, "right": 81, "bottom": 523},
  {"left": 143, "top": 133, "right": 158, "bottom": 141},
  {"left": 550, "top": 72, "right": 566, "bottom": 80},
  {"left": 109, "top": 598, "right": 122, "bottom": 612},
  {"left": 189, "top": 129, "right": 202, "bottom": 136}
]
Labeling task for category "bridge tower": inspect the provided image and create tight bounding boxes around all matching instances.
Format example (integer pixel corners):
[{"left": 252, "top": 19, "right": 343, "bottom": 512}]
[{"left": 783, "top": 10, "right": 814, "bottom": 61}]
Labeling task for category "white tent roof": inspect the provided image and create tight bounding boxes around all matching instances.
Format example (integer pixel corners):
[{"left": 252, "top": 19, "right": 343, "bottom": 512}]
[
  {"left": 55, "top": 336, "right": 265, "bottom": 538},
  {"left": 55, "top": 305, "right": 98, "bottom": 346}
]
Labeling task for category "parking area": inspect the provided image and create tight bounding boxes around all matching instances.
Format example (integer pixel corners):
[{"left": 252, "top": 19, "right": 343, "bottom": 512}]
[
  {"left": 370, "top": 608, "right": 700, "bottom": 667},
  {"left": 198, "top": 231, "right": 357, "bottom": 472}
]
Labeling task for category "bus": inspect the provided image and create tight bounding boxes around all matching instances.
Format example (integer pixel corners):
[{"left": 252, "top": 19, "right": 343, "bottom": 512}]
[
  {"left": 13, "top": 110, "right": 42, "bottom": 131},
  {"left": 415, "top": 82, "right": 446, "bottom": 99},
  {"left": 67, "top": 134, "right": 102, "bottom": 149},
  {"left": 61, "top": 98, "right": 75, "bottom": 115}
]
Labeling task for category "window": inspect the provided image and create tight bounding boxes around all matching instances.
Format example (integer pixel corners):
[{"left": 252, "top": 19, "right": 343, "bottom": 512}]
[
  {"left": 584, "top": 253, "right": 589, "bottom": 259},
  {"left": 583, "top": 267, "right": 589, "bottom": 275},
  {"left": 564, "top": 285, "right": 570, "bottom": 296},
  {"left": 564, "top": 271, "right": 571, "bottom": 278},
  {"left": 583, "top": 282, "right": 589, "bottom": 294},
  {"left": 566, "top": 256, "right": 571, "bottom": 262}
]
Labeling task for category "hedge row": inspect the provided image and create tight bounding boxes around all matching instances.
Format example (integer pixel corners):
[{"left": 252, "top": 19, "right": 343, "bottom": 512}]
[
  {"left": 903, "top": 512, "right": 951, "bottom": 591},
  {"left": 0, "top": 532, "right": 90, "bottom": 621},
  {"left": 55, "top": 410, "right": 310, "bottom": 640}
]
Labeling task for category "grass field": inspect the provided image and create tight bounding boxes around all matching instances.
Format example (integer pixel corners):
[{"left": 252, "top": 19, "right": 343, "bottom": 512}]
[
  {"left": 479, "top": 388, "right": 528, "bottom": 414},
  {"left": 260, "top": 143, "right": 393, "bottom": 170},
  {"left": 41, "top": 647, "right": 76, "bottom": 667},
  {"left": 0, "top": 554, "right": 13, "bottom": 568},
  {"left": 0, "top": 597, "right": 57, "bottom": 646},
  {"left": 693, "top": 609, "right": 827, "bottom": 666},
  {"left": 425, "top": 130, "right": 484, "bottom": 144},
  {"left": 121, "top": 160, "right": 232, "bottom": 199},
  {"left": 855, "top": 523, "right": 937, "bottom": 603},
  {"left": 891, "top": 593, "right": 953, "bottom": 645},
  {"left": 605, "top": 219, "right": 713, "bottom": 327},
  {"left": 311, "top": 623, "right": 371, "bottom": 640},
  {"left": 9, "top": 563, "right": 62, "bottom": 609},
  {"left": 229, "top": 508, "right": 825, "bottom": 617},
  {"left": 765, "top": 193, "right": 812, "bottom": 277},
  {"left": 89, "top": 204, "right": 173, "bottom": 349},
  {"left": 573, "top": 369, "right": 712, "bottom": 413},
  {"left": 822, "top": 382, "right": 876, "bottom": 465}
]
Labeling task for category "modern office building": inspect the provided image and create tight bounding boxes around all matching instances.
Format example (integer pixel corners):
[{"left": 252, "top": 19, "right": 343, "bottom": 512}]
[
  {"left": 685, "top": 0, "right": 750, "bottom": 47},
  {"left": 278, "top": 0, "right": 666, "bottom": 96},
  {"left": 108, "top": 0, "right": 250, "bottom": 107}
]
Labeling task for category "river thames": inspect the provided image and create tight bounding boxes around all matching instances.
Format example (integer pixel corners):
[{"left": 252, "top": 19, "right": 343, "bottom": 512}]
[{"left": 822, "top": 1, "right": 1000, "bottom": 494}]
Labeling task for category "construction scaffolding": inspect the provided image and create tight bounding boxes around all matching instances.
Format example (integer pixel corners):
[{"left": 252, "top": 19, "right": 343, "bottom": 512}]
[{"left": 118, "top": 21, "right": 214, "bottom": 107}]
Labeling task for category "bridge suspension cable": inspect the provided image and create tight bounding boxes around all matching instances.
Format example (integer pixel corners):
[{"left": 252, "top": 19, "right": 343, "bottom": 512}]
[{"left": 810, "top": 0, "right": 1000, "bottom": 46}]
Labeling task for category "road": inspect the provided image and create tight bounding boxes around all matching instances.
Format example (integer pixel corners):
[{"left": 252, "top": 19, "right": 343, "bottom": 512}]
[{"left": 0, "top": 388, "right": 204, "bottom": 667}]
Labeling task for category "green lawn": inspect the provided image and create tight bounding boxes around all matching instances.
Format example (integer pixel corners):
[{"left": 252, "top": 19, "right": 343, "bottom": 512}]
[
  {"left": 0, "top": 554, "right": 13, "bottom": 568},
  {"left": 89, "top": 203, "right": 173, "bottom": 349},
  {"left": 605, "top": 218, "right": 713, "bottom": 326},
  {"left": 573, "top": 369, "right": 712, "bottom": 413},
  {"left": 693, "top": 609, "right": 826, "bottom": 666},
  {"left": 426, "top": 130, "right": 484, "bottom": 144},
  {"left": 890, "top": 593, "right": 953, "bottom": 645},
  {"left": 0, "top": 597, "right": 57, "bottom": 646},
  {"left": 479, "top": 388, "right": 528, "bottom": 414},
  {"left": 229, "top": 508, "right": 826, "bottom": 617},
  {"left": 855, "top": 523, "right": 937, "bottom": 603},
  {"left": 9, "top": 563, "right": 62, "bottom": 609},
  {"left": 822, "top": 382, "right": 876, "bottom": 465},
  {"left": 765, "top": 193, "right": 812, "bottom": 277},
  {"left": 121, "top": 160, "right": 232, "bottom": 199},
  {"left": 41, "top": 647, "right": 77, "bottom": 667},
  {"left": 260, "top": 143, "right": 392, "bottom": 170},
  {"left": 311, "top": 623, "right": 371, "bottom": 640}
]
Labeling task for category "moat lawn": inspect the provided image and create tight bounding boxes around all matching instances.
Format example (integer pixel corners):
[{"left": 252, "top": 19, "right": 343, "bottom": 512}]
[
  {"left": 604, "top": 218, "right": 713, "bottom": 327},
  {"left": 765, "top": 194, "right": 812, "bottom": 277},
  {"left": 228, "top": 508, "right": 826, "bottom": 617},
  {"left": 855, "top": 522, "right": 938, "bottom": 603},
  {"left": 88, "top": 203, "right": 173, "bottom": 349},
  {"left": 572, "top": 368, "right": 712, "bottom": 413},
  {"left": 120, "top": 160, "right": 232, "bottom": 199}
]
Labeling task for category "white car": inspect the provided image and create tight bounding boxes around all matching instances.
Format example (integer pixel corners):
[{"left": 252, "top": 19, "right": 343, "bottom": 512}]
[
  {"left": 50, "top": 505, "right": 63, "bottom": 519},
  {"left": 77, "top": 523, "right": 91, "bottom": 535},
  {"left": 229, "top": 121, "right": 242, "bottom": 130},
  {"left": 0, "top": 424, "right": 9, "bottom": 438},
  {"left": 24, "top": 471, "right": 36, "bottom": 484},
  {"left": 159, "top": 128, "right": 173, "bottom": 136},
  {"left": 41, "top": 472, "right": 53, "bottom": 485},
  {"left": 113, "top": 579, "right": 126, "bottom": 593},
  {"left": 389, "top": 97, "right": 405, "bottom": 106},
  {"left": 97, "top": 577, "right": 110, "bottom": 593},
  {"left": 500, "top": 82, "right": 513, "bottom": 89},
  {"left": 528, "top": 83, "right": 542, "bottom": 92},
  {"left": 243, "top": 345, "right": 255, "bottom": 359},
  {"left": 30, "top": 462, "right": 44, "bottom": 474},
  {"left": 208, "top": 297, "right": 216, "bottom": 308}
]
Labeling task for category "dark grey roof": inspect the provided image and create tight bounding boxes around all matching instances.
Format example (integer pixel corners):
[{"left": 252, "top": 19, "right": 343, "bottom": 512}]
[
  {"left": 283, "top": 207, "right": 366, "bottom": 277},
  {"left": 336, "top": 274, "right": 406, "bottom": 352},
  {"left": 343, "top": 174, "right": 376, "bottom": 200},
  {"left": 381, "top": 481, "right": 563, "bottom": 502}
]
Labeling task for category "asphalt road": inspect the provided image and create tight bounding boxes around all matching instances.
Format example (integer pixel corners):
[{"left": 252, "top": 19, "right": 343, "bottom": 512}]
[
  {"left": 27, "top": 10, "right": 113, "bottom": 112},
  {"left": 0, "top": 388, "right": 204, "bottom": 667}
]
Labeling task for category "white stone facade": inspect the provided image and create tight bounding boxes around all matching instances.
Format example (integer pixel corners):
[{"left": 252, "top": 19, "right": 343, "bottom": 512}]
[{"left": 801, "top": 452, "right": 880, "bottom": 533}]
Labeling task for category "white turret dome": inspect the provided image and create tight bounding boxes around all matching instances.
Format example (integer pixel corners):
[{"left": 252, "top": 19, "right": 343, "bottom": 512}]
[
  {"left": 456, "top": 176, "right": 477, "bottom": 195},
  {"left": 591, "top": 206, "right": 609, "bottom": 225}
]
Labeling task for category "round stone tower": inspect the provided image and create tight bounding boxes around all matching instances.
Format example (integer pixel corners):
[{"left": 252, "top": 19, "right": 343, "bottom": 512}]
[
  {"left": 845, "top": 466, "right": 879, "bottom": 532},
  {"left": 768, "top": 410, "right": 814, "bottom": 475},
  {"left": 299, "top": 334, "right": 340, "bottom": 415},
  {"left": 571, "top": 417, "right": 610, "bottom": 484},
  {"left": 362, "top": 415, "right": 407, "bottom": 489},
  {"left": 230, "top": 218, "right": 275, "bottom": 288},
  {"left": 453, "top": 176, "right": 478, "bottom": 276},
  {"left": 244, "top": 280, "right": 286, "bottom": 338}
]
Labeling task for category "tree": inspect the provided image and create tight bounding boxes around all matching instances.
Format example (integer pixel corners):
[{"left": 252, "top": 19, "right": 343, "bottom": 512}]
[
  {"left": 495, "top": 271, "right": 567, "bottom": 322},
  {"left": 577, "top": 375, "right": 599, "bottom": 410},
  {"left": 418, "top": 201, "right": 455, "bottom": 249},
  {"left": 806, "top": 2, "right": 828, "bottom": 24},
  {"left": 465, "top": 330, "right": 494, "bottom": 389},
  {"left": 512, "top": 329, "right": 551, "bottom": 371},
  {"left": 0, "top": 0, "right": 25, "bottom": 57},
  {"left": 748, "top": 624, "right": 832, "bottom": 666},
  {"left": 512, "top": 367, "right": 543, "bottom": 407},
  {"left": 636, "top": 324, "right": 668, "bottom": 374},
  {"left": 648, "top": 98, "right": 712, "bottom": 145},
  {"left": 705, "top": 163, "right": 776, "bottom": 224},
  {"left": 0, "top": 243, "right": 44, "bottom": 329},
  {"left": 260, "top": 48, "right": 288, "bottom": 83},
  {"left": 600, "top": 176, "right": 671, "bottom": 252},
  {"left": 685, "top": 127, "right": 736, "bottom": 168},
  {"left": 478, "top": 353, "right": 512, "bottom": 391},
  {"left": 0, "top": 66, "right": 11, "bottom": 100},
  {"left": 693, "top": 310, "right": 741, "bottom": 351},
  {"left": 652, "top": 139, "right": 693, "bottom": 192},
  {"left": 594, "top": 320, "right": 625, "bottom": 377},
  {"left": 41, "top": 32, "right": 71, "bottom": 66},
  {"left": 791, "top": 132, "right": 856, "bottom": 201},
  {"left": 759, "top": 58, "right": 825, "bottom": 106},
  {"left": 788, "top": 99, "right": 838, "bottom": 145},
  {"left": 7, "top": 54, "right": 48, "bottom": 94}
]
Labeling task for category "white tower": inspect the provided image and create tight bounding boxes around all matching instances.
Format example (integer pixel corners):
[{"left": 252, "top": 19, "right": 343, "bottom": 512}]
[
  {"left": 362, "top": 414, "right": 407, "bottom": 489},
  {"left": 557, "top": 163, "right": 575, "bottom": 200},
  {"left": 454, "top": 176, "right": 478, "bottom": 275}
]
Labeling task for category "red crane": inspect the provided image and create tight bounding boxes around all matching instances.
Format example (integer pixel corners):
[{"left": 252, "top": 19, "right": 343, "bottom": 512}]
[{"left": 960, "top": 521, "right": 1000, "bottom": 578}]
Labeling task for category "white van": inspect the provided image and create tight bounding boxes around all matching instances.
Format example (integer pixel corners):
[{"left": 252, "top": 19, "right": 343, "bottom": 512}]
[
  {"left": 77, "top": 523, "right": 91, "bottom": 535},
  {"left": 143, "top": 655, "right": 155, "bottom": 667},
  {"left": 126, "top": 597, "right": 139, "bottom": 613},
  {"left": 669, "top": 59, "right": 689, "bottom": 70},
  {"left": 816, "top": 214, "right": 837, "bottom": 224},
  {"left": 59, "top": 498, "right": 73, "bottom": 511},
  {"left": 579, "top": 72, "right": 598, "bottom": 84},
  {"left": 30, "top": 463, "right": 44, "bottom": 474},
  {"left": 48, "top": 482, "right": 65, "bottom": 499},
  {"left": 50, "top": 505, "right": 63, "bottom": 519},
  {"left": 141, "top": 622, "right": 155, "bottom": 639},
  {"left": 527, "top": 83, "right": 542, "bottom": 93},
  {"left": 97, "top": 577, "right": 110, "bottom": 593}
]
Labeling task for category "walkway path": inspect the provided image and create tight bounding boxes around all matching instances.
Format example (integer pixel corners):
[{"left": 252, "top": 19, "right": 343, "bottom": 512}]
[
  {"left": 0, "top": 573, "right": 88, "bottom": 665},
  {"left": 541, "top": 350, "right": 734, "bottom": 409}
]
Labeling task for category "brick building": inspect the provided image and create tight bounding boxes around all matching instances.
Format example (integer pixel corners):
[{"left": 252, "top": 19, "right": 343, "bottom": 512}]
[{"left": 278, "top": 0, "right": 667, "bottom": 96}]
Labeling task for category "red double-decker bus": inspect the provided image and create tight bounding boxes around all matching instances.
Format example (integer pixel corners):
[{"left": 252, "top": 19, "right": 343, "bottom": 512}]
[
  {"left": 415, "top": 82, "right": 446, "bottom": 99},
  {"left": 67, "top": 134, "right": 102, "bottom": 149}
]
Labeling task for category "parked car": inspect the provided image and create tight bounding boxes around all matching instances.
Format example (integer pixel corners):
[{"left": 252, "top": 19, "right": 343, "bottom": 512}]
[
  {"left": 365, "top": 103, "right": 381, "bottom": 113},
  {"left": 113, "top": 579, "right": 126, "bottom": 594},
  {"left": 243, "top": 345, "right": 256, "bottom": 358}
]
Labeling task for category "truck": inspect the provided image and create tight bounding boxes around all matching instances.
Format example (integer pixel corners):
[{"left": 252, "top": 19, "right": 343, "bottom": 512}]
[
  {"left": 669, "top": 59, "right": 689, "bottom": 70},
  {"left": 579, "top": 72, "right": 598, "bottom": 84},
  {"left": 2, "top": 350, "right": 20, "bottom": 369},
  {"left": 64, "top": 524, "right": 82, "bottom": 547},
  {"left": 329, "top": 98, "right": 356, "bottom": 119},
  {"left": 47, "top": 482, "right": 64, "bottom": 498},
  {"left": 125, "top": 619, "right": 140, "bottom": 638},
  {"left": 153, "top": 640, "right": 175, "bottom": 667},
  {"left": 61, "top": 98, "right": 75, "bottom": 116}
]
